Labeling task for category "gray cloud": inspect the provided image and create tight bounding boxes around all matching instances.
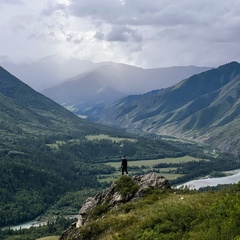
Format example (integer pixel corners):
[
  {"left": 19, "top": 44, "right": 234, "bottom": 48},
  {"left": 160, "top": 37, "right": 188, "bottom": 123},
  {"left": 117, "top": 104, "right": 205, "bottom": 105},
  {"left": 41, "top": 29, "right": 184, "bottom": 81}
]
[
  {"left": 69, "top": 0, "right": 123, "bottom": 22},
  {"left": 96, "top": 25, "right": 142, "bottom": 42},
  {"left": 68, "top": 0, "right": 240, "bottom": 40},
  {"left": 41, "top": 2, "right": 67, "bottom": 16},
  {"left": 0, "top": 0, "right": 23, "bottom": 5},
  {"left": 68, "top": 0, "right": 220, "bottom": 26},
  {"left": 107, "top": 26, "right": 142, "bottom": 42},
  {"left": 1, "top": 0, "right": 240, "bottom": 69},
  {"left": 66, "top": 33, "right": 83, "bottom": 44},
  {"left": 67, "top": 0, "right": 240, "bottom": 67}
]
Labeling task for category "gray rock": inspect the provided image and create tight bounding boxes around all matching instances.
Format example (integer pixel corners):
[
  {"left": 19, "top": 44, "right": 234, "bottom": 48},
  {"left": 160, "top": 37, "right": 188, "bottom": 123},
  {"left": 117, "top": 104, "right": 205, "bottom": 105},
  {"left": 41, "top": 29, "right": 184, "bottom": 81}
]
[{"left": 76, "top": 172, "right": 170, "bottom": 228}]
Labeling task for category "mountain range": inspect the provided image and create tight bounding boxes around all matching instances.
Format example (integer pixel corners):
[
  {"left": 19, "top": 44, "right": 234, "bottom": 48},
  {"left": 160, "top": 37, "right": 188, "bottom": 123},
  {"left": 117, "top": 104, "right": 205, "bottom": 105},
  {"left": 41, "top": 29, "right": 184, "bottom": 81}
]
[
  {"left": 0, "top": 55, "right": 98, "bottom": 91},
  {"left": 97, "top": 61, "right": 240, "bottom": 155},
  {"left": 0, "top": 66, "right": 111, "bottom": 144},
  {"left": 1, "top": 61, "right": 239, "bottom": 230},
  {"left": 0, "top": 65, "right": 189, "bottom": 228},
  {"left": 42, "top": 62, "right": 211, "bottom": 116}
]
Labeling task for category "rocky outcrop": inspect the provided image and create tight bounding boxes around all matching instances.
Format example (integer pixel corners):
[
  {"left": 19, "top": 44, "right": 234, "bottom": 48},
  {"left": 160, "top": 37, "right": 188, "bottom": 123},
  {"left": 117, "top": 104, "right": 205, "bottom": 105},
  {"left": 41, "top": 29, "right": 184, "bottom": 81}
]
[{"left": 59, "top": 172, "right": 170, "bottom": 240}]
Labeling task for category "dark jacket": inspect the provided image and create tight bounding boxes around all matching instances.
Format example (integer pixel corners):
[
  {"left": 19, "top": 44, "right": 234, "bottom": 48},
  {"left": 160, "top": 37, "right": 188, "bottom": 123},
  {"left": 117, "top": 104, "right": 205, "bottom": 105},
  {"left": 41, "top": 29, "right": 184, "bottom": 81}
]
[{"left": 122, "top": 158, "right": 127, "bottom": 167}]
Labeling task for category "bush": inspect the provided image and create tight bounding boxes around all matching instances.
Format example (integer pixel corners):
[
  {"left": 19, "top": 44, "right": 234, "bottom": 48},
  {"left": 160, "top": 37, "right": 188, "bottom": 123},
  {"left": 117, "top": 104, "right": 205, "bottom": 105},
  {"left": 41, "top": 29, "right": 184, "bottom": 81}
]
[{"left": 115, "top": 176, "right": 139, "bottom": 198}]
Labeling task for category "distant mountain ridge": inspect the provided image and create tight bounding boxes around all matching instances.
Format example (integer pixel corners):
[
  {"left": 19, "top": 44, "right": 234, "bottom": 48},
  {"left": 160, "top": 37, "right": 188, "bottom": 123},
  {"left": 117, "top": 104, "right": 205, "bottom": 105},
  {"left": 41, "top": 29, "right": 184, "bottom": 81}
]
[
  {"left": 97, "top": 62, "right": 240, "bottom": 155},
  {"left": 0, "top": 66, "right": 105, "bottom": 142},
  {"left": 42, "top": 62, "right": 211, "bottom": 116},
  {"left": 0, "top": 55, "right": 98, "bottom": 91}
]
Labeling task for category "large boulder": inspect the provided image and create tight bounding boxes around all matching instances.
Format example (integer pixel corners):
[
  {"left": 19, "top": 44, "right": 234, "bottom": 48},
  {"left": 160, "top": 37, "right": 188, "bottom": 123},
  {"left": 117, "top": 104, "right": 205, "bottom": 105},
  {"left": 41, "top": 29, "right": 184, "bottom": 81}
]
[
  {"left": 59, "top": 173, "right": 170, "bottom": 240},
  {"left": 76, "top": 172, "right": 170, "bottom": 228}
]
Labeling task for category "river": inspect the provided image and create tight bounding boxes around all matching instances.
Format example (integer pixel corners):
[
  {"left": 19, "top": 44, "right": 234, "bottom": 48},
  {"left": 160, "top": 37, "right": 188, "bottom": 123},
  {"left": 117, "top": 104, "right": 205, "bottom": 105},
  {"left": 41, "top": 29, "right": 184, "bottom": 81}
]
[
  {"left": 177, "top": 169, "right": 240, "bottom": 190},
  {"left": 1, "top": 215, "right": 79, "bottom": 231},
  {"left": 1, "top": 220, "right": 46, "bottom": 231}
]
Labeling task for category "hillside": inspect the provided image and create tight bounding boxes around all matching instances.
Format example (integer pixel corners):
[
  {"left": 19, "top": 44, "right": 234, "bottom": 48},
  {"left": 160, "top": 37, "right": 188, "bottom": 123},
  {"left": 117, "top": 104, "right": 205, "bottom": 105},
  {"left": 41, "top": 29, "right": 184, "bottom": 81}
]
[
  {"left": 0, "top": 66, "right": 131, "bottom": 227},
  {"left": 42, "top": 63, "right": 211, "bottom": 116},
  {"left": 1, "top": 65, "right": 239, "bottom": 233},
  {"left": 0, "top": 66, "right": 196, "bottom": 228},
  {"left": 0, "top": 66, "right": 114, "bottom": 227},
  {"left": 1, "top": 65, "right": 240, "bottom": 239},
  {"left": 97, "top": 62, "right": 240, "bottom": 155},
  {"left": 0, "top": 66, "right": 105, "bottom": 143},
  {"left": 60, "top": 174, "right": 240, "bottom": 240}
]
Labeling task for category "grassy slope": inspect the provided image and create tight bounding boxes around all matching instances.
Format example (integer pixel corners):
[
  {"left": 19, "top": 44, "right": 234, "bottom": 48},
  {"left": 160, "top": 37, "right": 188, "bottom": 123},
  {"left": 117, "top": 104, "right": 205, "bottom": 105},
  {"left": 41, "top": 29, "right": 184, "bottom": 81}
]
[
  {"left": 70, "top": 183, "right": 240, "bottom": 240},
  {"left": 37, "top": 237, "right": 59, "bottom": 240}
]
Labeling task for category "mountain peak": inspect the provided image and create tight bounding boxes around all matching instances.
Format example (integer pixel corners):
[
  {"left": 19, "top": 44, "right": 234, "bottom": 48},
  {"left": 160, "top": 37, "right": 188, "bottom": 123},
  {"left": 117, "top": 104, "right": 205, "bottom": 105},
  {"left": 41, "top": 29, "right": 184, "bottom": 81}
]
[
  {"left": 217, "top": 61, "right": 240, "bottom": 71},
  {"left": 221, "top": 61, "right": 239, "bottom": 66}
]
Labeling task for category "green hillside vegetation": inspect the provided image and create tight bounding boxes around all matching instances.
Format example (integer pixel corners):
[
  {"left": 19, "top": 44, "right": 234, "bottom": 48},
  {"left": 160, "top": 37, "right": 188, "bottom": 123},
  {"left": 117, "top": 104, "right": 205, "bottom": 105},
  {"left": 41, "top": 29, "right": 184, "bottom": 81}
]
[
  {"left": 3, "top": 180, "right": 240, "bottom": 239},
  {"left": 1, "top": 128, "right": 238, "bottom": 228},
  {"left": 2, "top": 65, "right": 240, "bottom": 239},
  {"left": 1, "top": 64, "right": 240, "bottom": 236},
  {"left": 0, "top": 66, "right": 124, "bottom": 225},
  {"left": 0, "top": 67, "right": 139, "bottom": 227},
  {"left": 0, "top": 66, "right": 124, "bottom": 143},
  {"left": 63, "top": 182, "right": 240, "bottom": 240},
  {"left": 97, "top": 62, "right": 240, "bottom": 155}
]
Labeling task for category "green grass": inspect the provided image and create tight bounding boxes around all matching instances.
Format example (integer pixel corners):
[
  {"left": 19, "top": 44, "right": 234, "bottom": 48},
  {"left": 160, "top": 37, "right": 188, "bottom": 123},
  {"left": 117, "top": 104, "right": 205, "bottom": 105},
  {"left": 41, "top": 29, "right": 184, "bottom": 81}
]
[
  {"left": 159, "top": 173, "right": 184, "bottom": 180},
  {"left": 37, "top": 237, "right": 59, "bottom": 240},
  {"left": 85, "top": 134, "right": 137, "bottom": 143},
  {"left": 68, "top": 183, "right": 240, "bottom": 240},
  {"left": 160, "top": 167, "right": 178, "bottom": 172},
  {"left": 99, "top": 156, "right": 198, "bottom": 183},
  {"left": 105, "top": 156, "right": 201, "bottom": 168},
  {"left": 46, "top": 140, "right": 66, "bottom": 149}
]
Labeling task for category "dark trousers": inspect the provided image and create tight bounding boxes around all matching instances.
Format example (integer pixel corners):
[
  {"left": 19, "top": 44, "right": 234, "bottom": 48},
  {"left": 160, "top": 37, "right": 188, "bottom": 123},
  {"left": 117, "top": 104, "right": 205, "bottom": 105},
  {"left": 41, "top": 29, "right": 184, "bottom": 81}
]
[{"left": 122, "top": 166, "right": 128, "bottom": 175}]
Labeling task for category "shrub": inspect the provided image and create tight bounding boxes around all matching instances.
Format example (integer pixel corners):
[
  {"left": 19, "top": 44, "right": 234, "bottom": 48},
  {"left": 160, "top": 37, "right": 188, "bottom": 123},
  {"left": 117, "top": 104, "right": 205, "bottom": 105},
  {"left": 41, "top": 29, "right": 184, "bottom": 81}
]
[{"left": 115, "top": 176, "right": 139, "bottom": 197}]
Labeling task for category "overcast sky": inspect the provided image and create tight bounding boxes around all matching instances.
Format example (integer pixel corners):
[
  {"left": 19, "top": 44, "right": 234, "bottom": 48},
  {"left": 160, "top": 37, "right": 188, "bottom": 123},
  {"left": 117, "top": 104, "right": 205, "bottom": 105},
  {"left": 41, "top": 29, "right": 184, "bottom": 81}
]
[{"left": 1, "top": 0, "right": 240, "bottom": 68}]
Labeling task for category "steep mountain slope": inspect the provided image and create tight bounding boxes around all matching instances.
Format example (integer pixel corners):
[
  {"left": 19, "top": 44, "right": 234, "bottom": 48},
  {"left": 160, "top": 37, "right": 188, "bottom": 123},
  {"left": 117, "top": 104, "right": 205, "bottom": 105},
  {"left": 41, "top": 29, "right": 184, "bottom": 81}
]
[
  {"left": 97, "top": 62, "right": 240, "bottom": 155},
  {"left": 42, "top": 62, "right": 211, "bottom": 116},
  {"left": 0, "top": 66, "right": 104, "bottom": 142},
  {"left": 0, "top": 66, "right": 122, "bottom": 227}
]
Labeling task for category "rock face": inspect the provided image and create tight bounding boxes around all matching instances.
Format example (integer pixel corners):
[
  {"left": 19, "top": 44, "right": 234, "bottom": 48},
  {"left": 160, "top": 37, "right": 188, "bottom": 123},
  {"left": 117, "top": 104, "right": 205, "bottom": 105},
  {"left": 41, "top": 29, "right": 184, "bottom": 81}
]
[{"left": 59, "top": 173, "right": 170, "bottom": 240}]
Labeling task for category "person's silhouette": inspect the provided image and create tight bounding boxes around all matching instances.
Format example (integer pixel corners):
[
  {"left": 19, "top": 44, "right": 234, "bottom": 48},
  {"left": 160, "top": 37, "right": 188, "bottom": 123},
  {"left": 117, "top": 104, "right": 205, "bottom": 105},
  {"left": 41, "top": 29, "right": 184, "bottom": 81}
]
[{"left": 121, "top": 155, "right": 128, "bottom": 175}]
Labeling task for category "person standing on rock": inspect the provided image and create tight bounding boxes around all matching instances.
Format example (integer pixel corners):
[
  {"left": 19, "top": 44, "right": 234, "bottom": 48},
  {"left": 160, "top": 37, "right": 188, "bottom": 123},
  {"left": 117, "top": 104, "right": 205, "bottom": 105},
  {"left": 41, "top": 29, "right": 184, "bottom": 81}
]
[{"left": 121, "top": 155, "right": 128, "bottom": 175}]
